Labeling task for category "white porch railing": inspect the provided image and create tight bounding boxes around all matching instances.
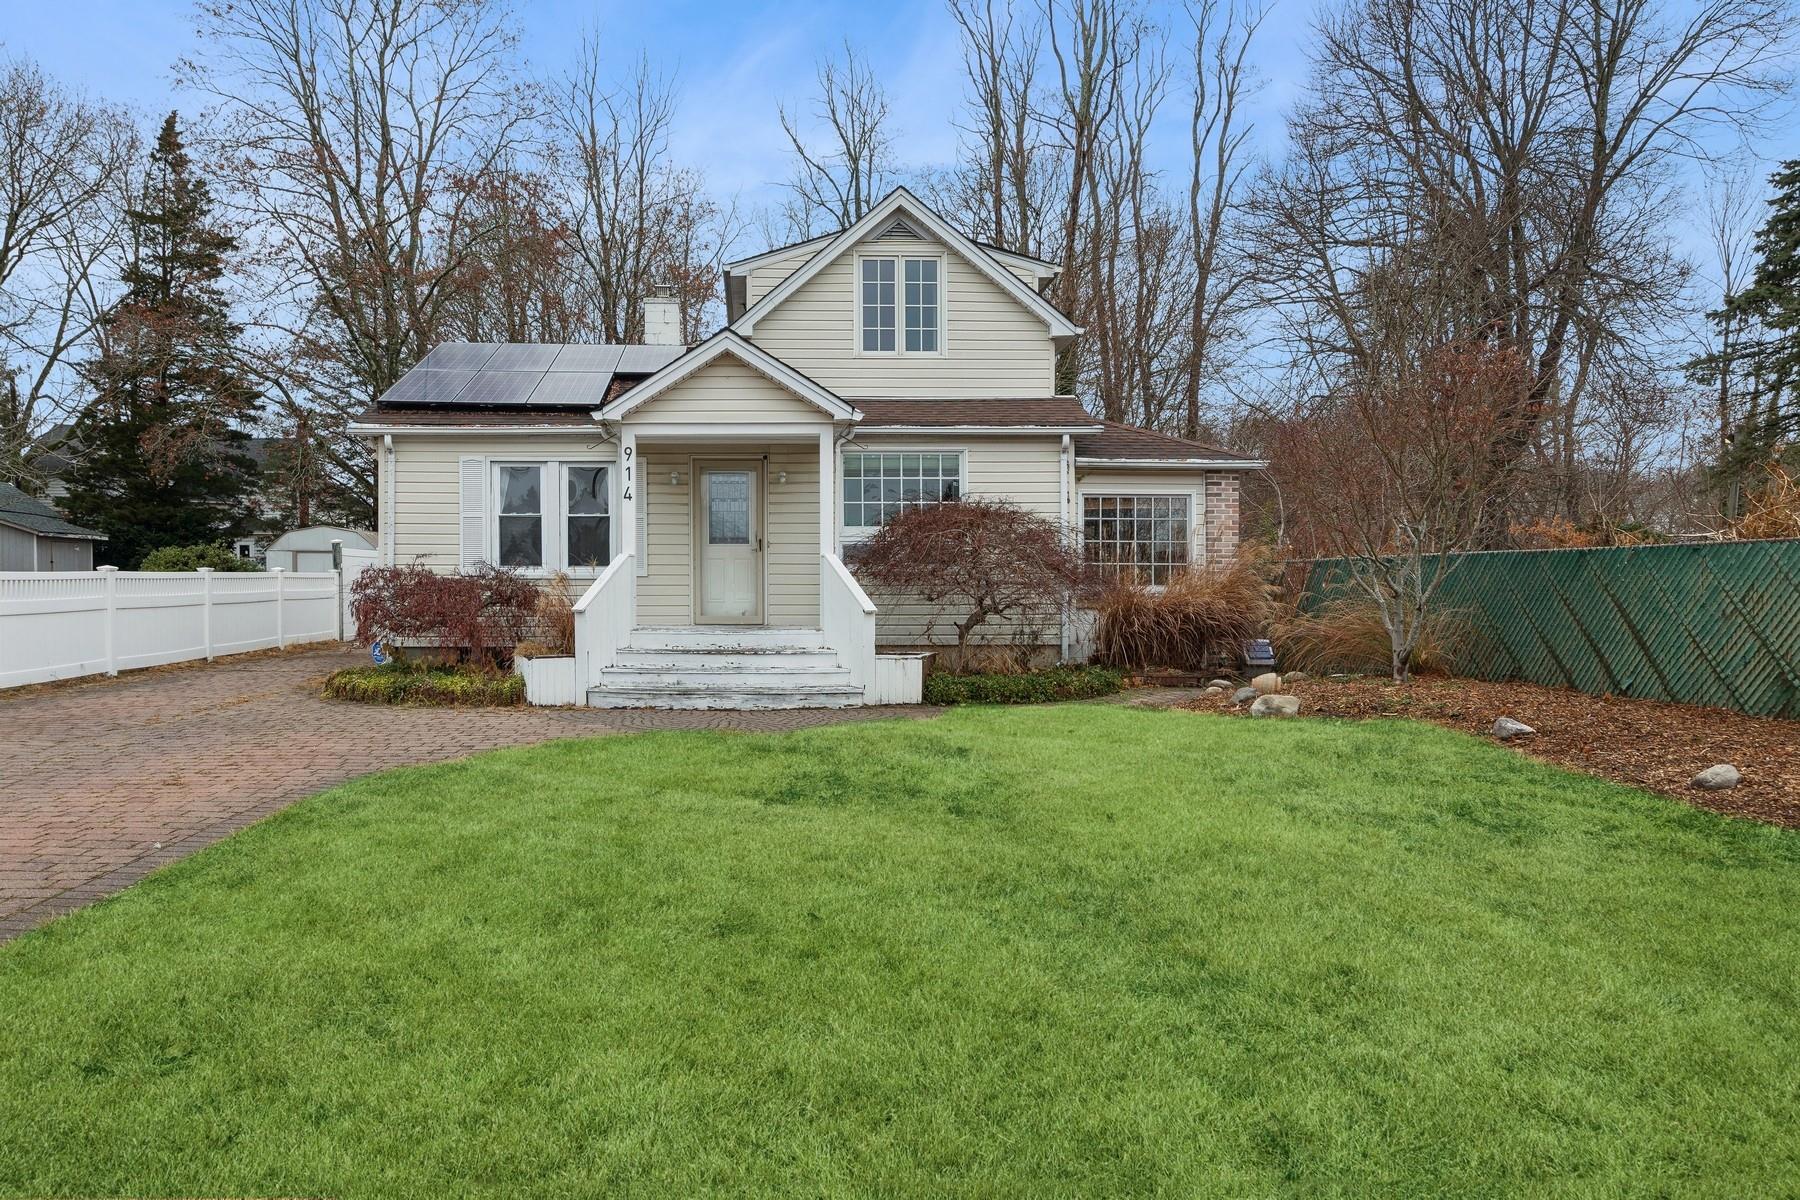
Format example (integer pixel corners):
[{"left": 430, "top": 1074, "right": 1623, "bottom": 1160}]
[
  {"left": 821, "top": 552, "right": 877, "bottom": 701},
  {"left": 573, "top": 551, "right": 635, "bottom": 700}
]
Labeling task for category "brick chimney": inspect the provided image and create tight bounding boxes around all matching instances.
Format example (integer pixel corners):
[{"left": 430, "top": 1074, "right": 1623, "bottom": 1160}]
[{"left": 641, "top": 284, "right": 682, "bottom": 346}]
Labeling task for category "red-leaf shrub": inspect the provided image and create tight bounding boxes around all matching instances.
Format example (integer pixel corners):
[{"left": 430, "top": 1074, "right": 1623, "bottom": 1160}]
[
  {"left": 349, "top": 564, "right": 542, "bottom": 660},
  {"left": 851, "top": 499, "right": 1091, "bottom": 670}
]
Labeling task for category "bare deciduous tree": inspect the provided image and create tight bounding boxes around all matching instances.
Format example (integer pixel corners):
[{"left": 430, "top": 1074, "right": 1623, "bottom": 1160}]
[
  {"left": 779, "top": 43, "right": 896, "bottom": 236},
  {"left": 0, "top": 55, "right": 137, "bottom": 488}
]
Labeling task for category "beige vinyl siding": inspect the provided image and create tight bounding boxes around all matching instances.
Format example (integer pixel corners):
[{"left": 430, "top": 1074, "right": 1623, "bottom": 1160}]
[
  {"left": 843, "top": 433, "right": 1067, "bottom": 649},
  {"left": 745, "top": 242, "right": 826, "bottom": 307},
  {"left": 387, "top": 432, "right": 618, "bottom": 571},
  {"left": 1074, "top": 467, "right": 1211, "bottom": 570},
  {"left": 636, "top": 442, "right": 820, "bottom": 628},
  {"left": 749, "top": 237, "right": 1057, "bottom": 397},
  {"left": 632, "top": 355, "right": 827, "bottom": 423}
]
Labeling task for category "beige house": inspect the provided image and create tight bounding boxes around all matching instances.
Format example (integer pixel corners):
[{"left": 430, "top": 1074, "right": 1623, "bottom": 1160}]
[{"left": 352, "top": 188, "right": 1263, "bottom": 708}]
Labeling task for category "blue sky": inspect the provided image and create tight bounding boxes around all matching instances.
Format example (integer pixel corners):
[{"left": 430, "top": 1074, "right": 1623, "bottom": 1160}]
[
  {"left": 0, "top": 0, "right": 1772, "bottom": 288},
  {"left": 1, "top": 0, "right": 1309, "bottom": 218}
]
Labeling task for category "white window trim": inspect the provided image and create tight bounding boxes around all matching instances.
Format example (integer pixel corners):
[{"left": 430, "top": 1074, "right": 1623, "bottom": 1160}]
[
  {"left": 489, "top": 459, "right": 618, "bottom": 577},
  {"left": 837, "top": 446, "right": 967, "bottom": 543},
  {"left": 1077, "top": 489, "right": 1202, "bottom": 586},
  {"left": 853, "top": 251, "right": 946, "bottom": 357}
]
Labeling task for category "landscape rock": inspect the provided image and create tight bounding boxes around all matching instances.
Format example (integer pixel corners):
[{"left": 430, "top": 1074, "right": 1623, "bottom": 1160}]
[
  {"left": 1251, "top": 672, "right": 1283, "bottom": 695},
  {"left": 1249, "top": 694, "right": 1302, "bottom": 717},
  {"left": 1283, "top": 670, "right": 1309, "bottom": 684},
  {"left": 1209, "top": 678, "right": 1234, "bottom": 690},
  {"left": 1231, "top": 686, "right": 1259, "bottom": 706},
  {"left": 1203, "top": 685, "right": 1224, "bottom": 696},
  {"left": 1692, "top": 764, "right": 1741, "bottom": 791},
  {"left": 1492, "top": 717, "right": 1535, "bottom": 741}
]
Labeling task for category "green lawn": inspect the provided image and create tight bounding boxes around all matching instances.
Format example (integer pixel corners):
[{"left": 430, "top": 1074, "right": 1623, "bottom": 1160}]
[{"left": 3, "top": 707, "right": 1797, "bottom": 1198}]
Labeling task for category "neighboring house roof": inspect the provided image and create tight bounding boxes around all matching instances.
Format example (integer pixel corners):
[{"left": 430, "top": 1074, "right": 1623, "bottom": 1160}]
[
  {"left": 596, "top": 330, "right": 860, "bottom": 422},
  {"left": 1074, "top": 421, "right": 1266, "bottom": 468},
  {"left": 731, "top": 187, "right": 1082, "bottom": 341},
  {"left": 0, "top": 483, "right": 107, "bottom": 540},
  {"left": 854, "top": 397, "right": 1100, "bottom": 431}
]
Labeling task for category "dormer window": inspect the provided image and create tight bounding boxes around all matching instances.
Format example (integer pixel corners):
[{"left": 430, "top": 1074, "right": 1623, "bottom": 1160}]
[{"left": 860, "top": 256, "right": 939, "bottom": 354}]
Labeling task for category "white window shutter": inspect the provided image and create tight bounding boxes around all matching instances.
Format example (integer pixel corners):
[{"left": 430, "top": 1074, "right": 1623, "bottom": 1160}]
[
  {"left": 635, "top": 469, "right": 648, "bottom": 577},
  {"left": 459, "top": 457, "right": 486, "bottom": 571}
]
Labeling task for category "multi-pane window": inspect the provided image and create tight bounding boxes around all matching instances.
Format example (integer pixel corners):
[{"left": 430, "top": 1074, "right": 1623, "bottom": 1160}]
[
  {"left": 1082, "top": 494, "right": 1191, "bottom": 585},
  {"left": 565, "top": 465, "right": 611, "bottom": 569},
  {"left": 904, "top": 258, "right": 939, "bottom": 351},
  {"left": 496, "top": 465, "right": 544, "bottom": 569},
  {"left": 862, "top": 256, "right": 940, "bottom": 353},
  {"left": 842, "top": 452, "right": 962, "bottom": 529},
  {"left": 493, "top": 462, "right": 611, "bottom": 572},
  {"left": 861, "top": 258, "right": 895, "bottom": 352}
]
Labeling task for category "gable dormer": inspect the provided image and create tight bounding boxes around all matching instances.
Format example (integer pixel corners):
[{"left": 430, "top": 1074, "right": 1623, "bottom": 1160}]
[{"left": 722, "top": 189, "right": 1075, "bottom": 400}]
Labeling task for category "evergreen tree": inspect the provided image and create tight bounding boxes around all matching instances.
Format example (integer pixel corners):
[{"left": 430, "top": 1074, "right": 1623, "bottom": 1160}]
[
  {"left": 1699, "top": 159, "right": 1800, "bottom": 501},
  {"left": 62, "top": 113, "right": 260, "bottom": 567}
]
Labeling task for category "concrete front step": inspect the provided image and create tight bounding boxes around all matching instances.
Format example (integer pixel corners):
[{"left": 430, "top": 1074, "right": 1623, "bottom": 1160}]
[
  {"left": 627, "top": 626, "right": 828, "bottom": 651},
  {"left": 613, "top": 649, "right": 842, "bottom": 670},
  {"left": 600, "top": 664, "right": 855, "bottom": 689},
  {"left": 586, "top": 682, "right": 866, "bottom": 710}
]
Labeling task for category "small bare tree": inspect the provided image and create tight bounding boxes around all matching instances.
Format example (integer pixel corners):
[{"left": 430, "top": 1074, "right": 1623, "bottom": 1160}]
[
  {"left": 853, "top": 499, "right": 1090, "bottom": 671},
  {"left": 1274, "top": 341, "right": 1533, "bottom": 681},
  {"left": 779, "top": 43, "right": 896, "bottom": 236}
]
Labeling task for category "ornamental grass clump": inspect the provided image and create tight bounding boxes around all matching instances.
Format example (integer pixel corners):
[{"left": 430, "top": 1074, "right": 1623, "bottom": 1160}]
[
  {"left": 1092, "top": 546, "right": 1278, "bottom": 671},
  {"left": 1270, "top": 597, "right": 1467, "bottom": 677}
]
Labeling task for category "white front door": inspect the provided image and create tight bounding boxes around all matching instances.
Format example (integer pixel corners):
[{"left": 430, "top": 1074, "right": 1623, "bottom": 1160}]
[{"left": 694, "top": 461, "right": 763, "bottom": 624}]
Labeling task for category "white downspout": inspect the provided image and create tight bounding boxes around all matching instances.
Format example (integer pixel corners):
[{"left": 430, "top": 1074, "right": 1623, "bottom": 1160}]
[
  {"left": 381, "top": 434, "right": 395, "bottom": 566},
  {"left": 1060, "top": 433, "right": 1072, "bottom": 663}
]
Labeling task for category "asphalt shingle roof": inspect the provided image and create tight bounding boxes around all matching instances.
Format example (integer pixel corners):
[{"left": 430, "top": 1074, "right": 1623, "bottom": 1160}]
[{"left": 0, "top": 483, "right": 106, "bottom": 539}]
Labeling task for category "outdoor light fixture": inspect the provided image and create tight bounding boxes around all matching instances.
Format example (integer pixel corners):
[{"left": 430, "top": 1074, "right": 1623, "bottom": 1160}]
[
  {"left": 669, "top": 469, "right": 681, "bottom": 486},
  {"left": 776, "top": 470, "right": 789, "bottom": 484}
]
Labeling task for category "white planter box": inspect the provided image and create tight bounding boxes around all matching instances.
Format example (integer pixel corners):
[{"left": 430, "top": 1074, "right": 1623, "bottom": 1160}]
[
  {"left": 517, "top": 655, "right": 578, "bottom": 706},
  {"left": 872, "top": 652, "right": 930, "bottom": 704}
]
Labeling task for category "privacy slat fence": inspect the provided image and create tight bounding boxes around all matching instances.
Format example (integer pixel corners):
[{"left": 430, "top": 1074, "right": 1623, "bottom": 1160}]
[
  {"left": 1300, "top": 539, "right": 1800, "bottom": 718},
  {"left": 0, "top": 567, "right": 348, "bottom": 689}
]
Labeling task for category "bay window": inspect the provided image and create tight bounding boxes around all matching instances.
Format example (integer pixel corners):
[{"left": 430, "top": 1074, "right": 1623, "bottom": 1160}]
[
  {"left": 1082, "top": 494, "right": 1191, "bottom": 585},
  {"left": 491, "top": 462, "right": 611, "bottom": 572}
]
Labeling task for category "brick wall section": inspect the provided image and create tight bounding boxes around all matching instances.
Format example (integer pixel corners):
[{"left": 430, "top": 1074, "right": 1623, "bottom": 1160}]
[{"left": 1204, "top": 473, "right": 1241, "bottom": 566}]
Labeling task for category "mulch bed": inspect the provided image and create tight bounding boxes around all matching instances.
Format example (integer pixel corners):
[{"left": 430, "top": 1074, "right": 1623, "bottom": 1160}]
[{"left": 1182, "top": 676, "right": 1800, "bottom": 828}]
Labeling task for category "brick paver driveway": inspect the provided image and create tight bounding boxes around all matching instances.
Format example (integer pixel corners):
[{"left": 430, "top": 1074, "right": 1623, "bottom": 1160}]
[{"left": 0, "top": 645, "right": 935, "bottom": 941}]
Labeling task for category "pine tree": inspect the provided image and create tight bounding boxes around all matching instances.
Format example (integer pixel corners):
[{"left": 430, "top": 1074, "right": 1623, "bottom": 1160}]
[{"left": 62, "top": 113, "right": 261, "bottom": 567}]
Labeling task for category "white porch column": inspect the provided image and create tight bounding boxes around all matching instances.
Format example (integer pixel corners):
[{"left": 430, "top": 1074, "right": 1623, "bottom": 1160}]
[
  {"left": 620, "top": 427, "right": 638, "bottom": 561},
  {"left": 818, "top": 427, "right": 834, "bottom": 554}
]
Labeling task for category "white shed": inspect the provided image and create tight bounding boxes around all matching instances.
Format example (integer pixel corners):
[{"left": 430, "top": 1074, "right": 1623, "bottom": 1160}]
[{"left": 263, "top": 525, "right": 377, "bottom": 573}]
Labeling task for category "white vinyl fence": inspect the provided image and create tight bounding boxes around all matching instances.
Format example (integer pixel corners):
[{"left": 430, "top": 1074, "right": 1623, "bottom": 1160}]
[{"left": 0, "top": 563, "right": 365, "bottom": 689}]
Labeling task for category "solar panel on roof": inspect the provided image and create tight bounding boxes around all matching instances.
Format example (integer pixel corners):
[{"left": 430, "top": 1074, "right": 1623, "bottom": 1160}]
[
  {"left": 417, "top": 342, "right": 499, "bottom": 371},
  {"left": 615, "top": 345, "right": 686, "bottom": 374},
  {"left": 452, "top": 371, "right": 543, "bottom": 407},
  {"left": 380, "top": 369, "right": 476, "bottom": 404},
  {"left": 549, "top": 344, "right": 625, "bottom": 373},
  {"left": 527, "top": 372, "right": 612, "bottom": 407},
  {"left": 483, "top": 344, "right": 563, "bottom": 371}
]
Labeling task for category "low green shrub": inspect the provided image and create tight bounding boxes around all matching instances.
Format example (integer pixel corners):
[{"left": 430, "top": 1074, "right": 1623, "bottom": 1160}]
[
  {"left": 923, "top": 665, "right": 1125, "bottom": 706},
  {"left": 139, "top": 543, "right": 261, "bottom": 572},
  {"left": 323, "top": 662, "right": 525, "bottom": 707}
]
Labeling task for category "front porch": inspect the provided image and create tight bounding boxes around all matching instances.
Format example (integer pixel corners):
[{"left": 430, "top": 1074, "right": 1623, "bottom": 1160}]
[{"left": 569, "top": 421, "right": 903, "bottom": 708}]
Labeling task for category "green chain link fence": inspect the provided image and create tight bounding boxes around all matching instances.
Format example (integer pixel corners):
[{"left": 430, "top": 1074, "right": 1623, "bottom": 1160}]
[{"left": 1299, "top": 539, "right": 1800, "bottom": 717}]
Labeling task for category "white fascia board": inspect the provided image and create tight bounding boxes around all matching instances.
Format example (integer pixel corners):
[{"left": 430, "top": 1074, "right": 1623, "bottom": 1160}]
[
  {"left": 597, "top": 331, "right": 858, "bottom": 422},
  {"left": 734, "top": 187, "right": 1081, "bottom": 339},
  {"left": 1074, "top": 457, "right": 1268, "bottom": 469},
  {"left": 723, "top": 234, "right": 834, "bottom": 274},
  {"left": 856, "top": 424, "right": 1104, "bottom": 435},
  {"left": 347, "top": 422, "right": 606, "bottom": 437}
]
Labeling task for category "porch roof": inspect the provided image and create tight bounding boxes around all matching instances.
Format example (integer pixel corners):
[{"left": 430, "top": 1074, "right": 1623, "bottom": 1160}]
[
  {"left": 1074, "top": 421, "right": 1265, "bottom": 467},
  {"left": 854, "top": 397, "right": 1099, "bottom": 432}
]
